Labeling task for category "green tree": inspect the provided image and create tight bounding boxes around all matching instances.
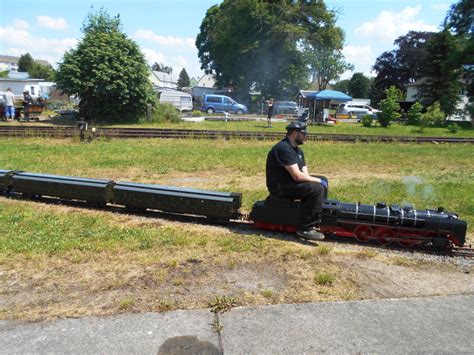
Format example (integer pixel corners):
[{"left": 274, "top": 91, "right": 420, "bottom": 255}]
[
  {"left": 18, "top": 53, "right": 34, "bottom": 72},
  {"left": 56, "top": 9, "right": 156, "bottom": 122},
  {"left": 407, "top": 101, "right": 423, "bottom": 125},
  {"left": 196, "top": 0, "right": 344, "bottom": 99},
  {"left": 307, "top": 50, "right": 353, "bottom": 90},
  {"left": 301, "top": 1, "right": 352, "bottom": 90},
  {"left": 177, "top": 68, "right": 191, "bottom": 90},
  {"left": 331, "top": 79, "right": 349, "bottom": 93},
  {"left": 445, "top": 0, "right": 473, "bottom": 35},
  {"left": 420, "top": 29, "right": 462, "bottom": 116},
  {"left": 371, "top": 31, "right": 435, "bottom": 105},
  {"left": 445, "top": 0, "right": 473, "bottom": 121},
  {"left": 348, "top": 72, "right": 371, "bottom": 98},
  {"left": 28, "top": 62, "right": 55, "bottom": 81},
  {"left": 379, "top": 86, "right": 401, "bottom": 127},
  {"left": 152, "top": 62, "right": 173, "bottom": 74}
]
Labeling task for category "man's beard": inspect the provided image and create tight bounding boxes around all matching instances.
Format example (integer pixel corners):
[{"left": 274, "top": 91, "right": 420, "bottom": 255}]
[{"left": 295, "top": 136, "right": 305, "bottom": 145}]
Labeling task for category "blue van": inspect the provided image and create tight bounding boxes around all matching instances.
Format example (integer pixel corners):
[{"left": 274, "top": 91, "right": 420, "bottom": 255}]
[{"left": 201, "top": 94, "right": 248, "bottom": 115}]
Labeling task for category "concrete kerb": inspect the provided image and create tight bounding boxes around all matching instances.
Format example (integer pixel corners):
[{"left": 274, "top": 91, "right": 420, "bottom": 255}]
[{"left": 1, "top": 294, "right": 473, "bottom": 354}]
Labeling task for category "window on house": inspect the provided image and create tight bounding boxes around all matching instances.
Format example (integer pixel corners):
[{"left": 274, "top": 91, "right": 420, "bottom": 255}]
[{"left": 30, "top": 87, "right": 35, "bottom": 95}]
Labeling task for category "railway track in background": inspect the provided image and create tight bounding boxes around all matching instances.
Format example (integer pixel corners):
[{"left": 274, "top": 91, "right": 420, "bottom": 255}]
[{"left": 0, "top": 125, "right": 473, "bottom": 143}]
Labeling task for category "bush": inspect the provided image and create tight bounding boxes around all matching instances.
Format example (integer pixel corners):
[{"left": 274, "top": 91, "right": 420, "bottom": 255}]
[
  {"left": 145, "top": 103, "right": 181, "bottom": 123},
  {"left": 419, "top": 102, "right": 445, "bottom": 131},
  {"left": 379, "top": 86, "right": 401, "bottom": 127},
  {"left": 192, "top": 110, "right": 203, "bottom": 117},
  {"left": 361, "top": 114, "right": 373, "bottom": 127},
  {"left": 407, "top": 101, "right": 423, "bottom": 125},
  {"left": 446, "top": 123, "right": 460, "bottom": 133}
]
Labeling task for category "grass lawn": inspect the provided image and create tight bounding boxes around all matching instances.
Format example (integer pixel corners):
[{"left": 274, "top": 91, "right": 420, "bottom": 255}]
[{"left": 0, "top": 137, "right": 472, "bottom": 320}]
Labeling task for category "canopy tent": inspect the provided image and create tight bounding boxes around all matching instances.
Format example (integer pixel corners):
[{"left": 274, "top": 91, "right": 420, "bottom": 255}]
[
  {"left": 306, "top": 90, "right": 352, "bottom": 101},
  {"left": 304, "top": 90, "right": 352, "bottom": 123}
]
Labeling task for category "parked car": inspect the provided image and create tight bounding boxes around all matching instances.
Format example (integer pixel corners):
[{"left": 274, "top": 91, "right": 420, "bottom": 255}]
[
  {"left": 337, "top": 102, "right": 380, "bottom": 118},
  {"left": 158, "top": 89, "right": 193, "bottom": 112},
  {"left": 273, "top": 101, "right": 298, "bottom": 115},
  {"left": 201, "top": 94, "right": 248, "bottom": 115}
]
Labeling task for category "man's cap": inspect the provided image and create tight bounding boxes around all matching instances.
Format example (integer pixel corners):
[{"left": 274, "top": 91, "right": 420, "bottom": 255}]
[{"left": 286, "top": 121, "right": 307, "bottom": 133}]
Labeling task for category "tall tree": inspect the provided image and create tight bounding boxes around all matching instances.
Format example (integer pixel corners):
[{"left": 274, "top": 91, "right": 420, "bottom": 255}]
[
  {"left": 348, "top": 72, "right": 371, "bottom": 98},
  {"left": 307, "top": 50, "right": 353, "bottom": 90},
  {"left": 420, "top": 29, "right": 462, "bottom": 116},
  {"left": 445, "top": 0, "right": 473, "bottom": 35},
  {"left": 56, "top": 9, "right": 156, "bottom": 122},
  {"left": 18, "top": 53, "right": 34, "bottom": 72},
  {"left": 371, "top": 31, "right": 435, "bottom": 105},
  {"left": 301, "top": 1, "right": 352, "bottom": 90},
  {"left": 445, "top": 0, "right": 473, "bottom": 119},
  {"left": 177, "top": 68, "right": 191, "bottom": 90},
  {"left": 196, "top": 0, "right": 344, "bottom": 100}
]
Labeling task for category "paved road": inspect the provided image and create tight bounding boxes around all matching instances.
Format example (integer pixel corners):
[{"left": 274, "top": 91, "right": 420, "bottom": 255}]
[{"left": 1, "top": 294, "right": 473, "bottom": 354}]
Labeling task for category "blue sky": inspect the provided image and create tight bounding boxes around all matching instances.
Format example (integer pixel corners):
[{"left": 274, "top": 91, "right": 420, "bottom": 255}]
[{"left": 0, "top": 0, "right": 451, "bottom": 81}]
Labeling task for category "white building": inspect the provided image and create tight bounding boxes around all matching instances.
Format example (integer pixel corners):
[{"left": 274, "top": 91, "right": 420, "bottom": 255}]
[
  {"left": 0, "top": 72, "right": 54, "bottom": 98},
  {"left": 405, "top": 79, "right": 471, "bottom": 122},
  {"left": 149, "top": 70, "right": 178, "bottom": 89},
  {"left": 197, "top": 74, "right": 216, "bottom": 88},
  {"left": 0, "top": 55, "right": 50, "bottom": 73}
]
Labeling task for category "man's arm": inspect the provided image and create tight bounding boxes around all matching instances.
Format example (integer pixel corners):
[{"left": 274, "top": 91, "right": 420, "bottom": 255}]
[{"left": 284, "top": 164, "right": 323, "bottom": 183}]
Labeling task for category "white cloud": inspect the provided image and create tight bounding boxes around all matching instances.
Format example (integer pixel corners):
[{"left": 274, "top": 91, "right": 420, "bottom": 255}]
[
  {"left": 141, "top": 48, "right": 167, "bottom": 66},
  {"left": 0, "top": 26, "right": 76, "bottom": 66},
  {"left": 133, "top": 29, "right": 195, "bottom": 48},
  {"left": 13, "top": 19, "right": 29, "bottom": 30},
  {"left": 341, "top": 45, "right": 375, "bottom": 80},
  {"left": 36, "top": 16, "right": 68, "bottom": 30},
  {"left": 355, "top": 6, "right": 439, "bottom": 43}
]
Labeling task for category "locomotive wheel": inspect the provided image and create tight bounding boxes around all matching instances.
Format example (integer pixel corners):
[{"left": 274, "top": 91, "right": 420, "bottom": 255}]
[
  {"left": 354, "top": 225, "right": 373, "bottom": 243},
  {"left": 374, "top": 227, "right": 394, "bottom": 245},
  {"left": 397, "top": 238, "right": 418, "bottom": 248},
  {"left": 418, "top": 240, "right": 433, "bottom": 249}
]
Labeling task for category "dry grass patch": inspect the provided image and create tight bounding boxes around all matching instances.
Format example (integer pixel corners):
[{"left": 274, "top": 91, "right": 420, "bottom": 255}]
[{"left": 1, "top": 198, "right": 473, "bottom": 322}]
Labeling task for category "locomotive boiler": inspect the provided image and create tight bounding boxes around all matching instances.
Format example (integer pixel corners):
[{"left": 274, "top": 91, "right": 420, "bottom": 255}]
[{"left": 250, "top": 195, "right": 467, "bottom": 248}]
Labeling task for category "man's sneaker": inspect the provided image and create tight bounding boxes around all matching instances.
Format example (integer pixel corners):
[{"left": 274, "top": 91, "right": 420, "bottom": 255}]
[{"left": 296, "top": 229, "right": 325, "bottom": 241}]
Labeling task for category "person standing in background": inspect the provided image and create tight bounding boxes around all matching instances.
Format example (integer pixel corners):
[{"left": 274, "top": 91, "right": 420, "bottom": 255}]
[
  {"left": 3, "top": 88, "right": 16, "bottom": 121},
  {"left": 22, "top": 90, "right": 33, "bottom": 120},
  {"left": 266, "top": 97, "right": 274, "bottom": 127}
]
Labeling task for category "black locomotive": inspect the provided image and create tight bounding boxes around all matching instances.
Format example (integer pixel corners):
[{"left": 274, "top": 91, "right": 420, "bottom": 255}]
[
  {"left": 250, "top": 195, "right": 466, "bottom": 248},
  {"left": 0, "top": 169, "right": 468, "bottom": 250}
]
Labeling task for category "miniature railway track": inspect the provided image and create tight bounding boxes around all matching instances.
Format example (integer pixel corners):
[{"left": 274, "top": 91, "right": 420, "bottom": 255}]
[
  {"left": 451, "top": 246, "right": 474, "bottom": 257},
  {"left": 0, "top": 125, "right": 473, "bottom": 143}
]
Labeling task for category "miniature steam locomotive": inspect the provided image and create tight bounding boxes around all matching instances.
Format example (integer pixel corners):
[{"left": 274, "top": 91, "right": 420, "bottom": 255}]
[{"left": 0, "top": 169, "right": 467, "bottom": 250}]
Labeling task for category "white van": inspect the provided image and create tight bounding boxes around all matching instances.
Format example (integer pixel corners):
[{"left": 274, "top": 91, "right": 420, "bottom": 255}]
[
  {"left": 158, "top": 89, "right": 193, "bottom": 112},
  {"left": 337, "top": 102, "right": 380, "bottom": 118}
]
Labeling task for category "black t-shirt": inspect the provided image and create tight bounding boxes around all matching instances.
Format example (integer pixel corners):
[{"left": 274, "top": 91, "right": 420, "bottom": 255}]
[{"left": 266, "top": 137, "right": 305, "bottom": 192}]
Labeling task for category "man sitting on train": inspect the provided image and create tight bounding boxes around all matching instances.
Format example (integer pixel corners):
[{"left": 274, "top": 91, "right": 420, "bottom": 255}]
[{"left": 265, "top": 122, "right": 327, "bottom": 240}]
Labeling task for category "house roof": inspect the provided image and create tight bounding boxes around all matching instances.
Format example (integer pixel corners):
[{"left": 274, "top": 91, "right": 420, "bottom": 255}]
[
  {"left": 0, "top": 54, "right": 50, "bottom": 67},
  {"left": 151, "top": 70, "right": 177, "bottom": 83},
  {"left": 0, "top": 78, "right": 45, "bottom": 82}
]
